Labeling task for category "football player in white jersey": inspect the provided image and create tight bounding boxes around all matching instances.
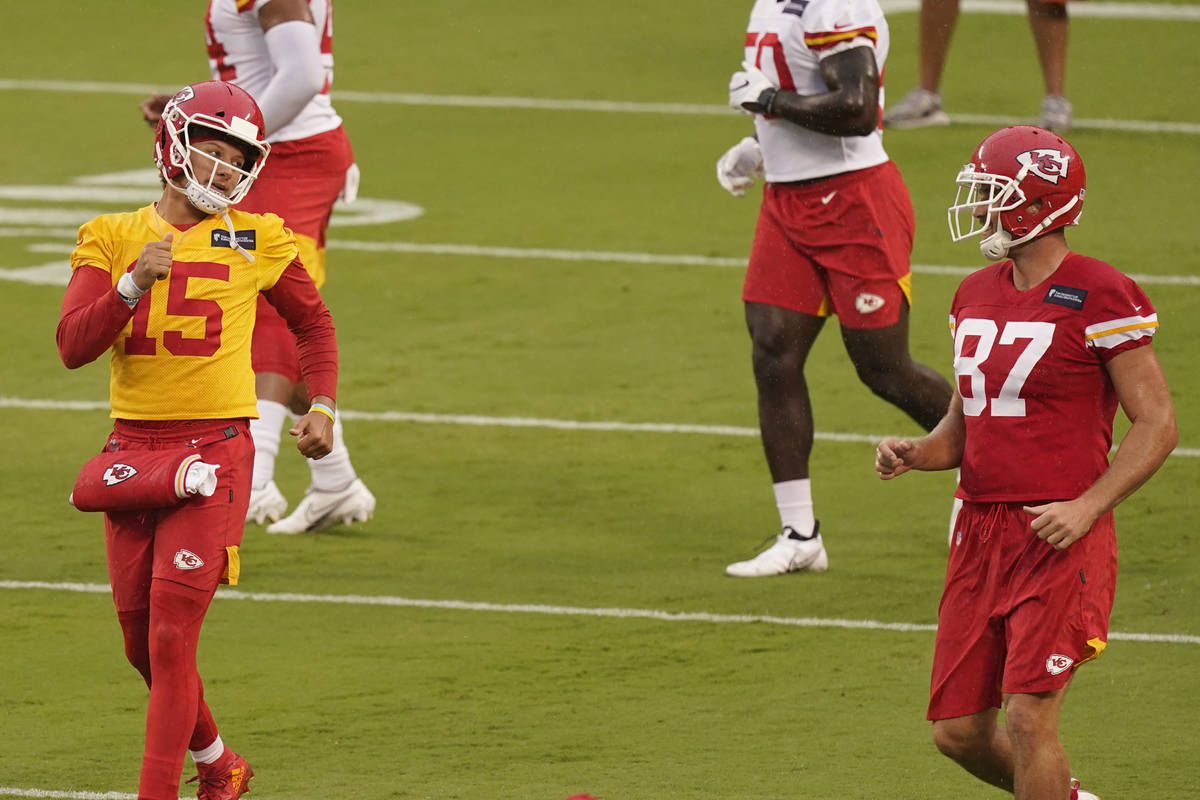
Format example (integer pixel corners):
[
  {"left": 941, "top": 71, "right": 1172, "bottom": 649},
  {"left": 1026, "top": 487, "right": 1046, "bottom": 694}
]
[
  {"left": 718, "top": 0, "right": 953, "bottom": 577},
  {"left": 141, "top": 0, "right": 375, "bottom": 535}
]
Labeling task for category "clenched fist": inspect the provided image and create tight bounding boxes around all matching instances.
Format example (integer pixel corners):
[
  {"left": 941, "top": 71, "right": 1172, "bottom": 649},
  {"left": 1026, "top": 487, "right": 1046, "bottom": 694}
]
[{"left": 132, "top": 234, "right": 174, "bottom": 291}]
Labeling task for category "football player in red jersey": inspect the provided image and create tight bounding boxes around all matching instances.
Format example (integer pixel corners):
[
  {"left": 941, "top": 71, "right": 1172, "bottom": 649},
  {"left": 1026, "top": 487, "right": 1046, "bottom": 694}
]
[
  {"left": 875, "top": 126, "right": 1177, "bottom": 800},
  {"left": 718, "top": 0, "right": 953, "bottom": 577},
  {"left": 141, "top": 0, "right": 375, "bottom": 534},
  {"left": 60, "top": 81, "right": 339, "bottom": 800}
]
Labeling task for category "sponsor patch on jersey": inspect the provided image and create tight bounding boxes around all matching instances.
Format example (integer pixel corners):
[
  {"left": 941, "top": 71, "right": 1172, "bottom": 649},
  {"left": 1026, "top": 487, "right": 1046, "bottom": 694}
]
[
  {"left": 855, "top": 292, "right": 885, "bottom": 314},
  {"left": 102, "top": 464, "right": 137, "bottom": 486},
  {"left": 211, "top": 229, "right": 257, "bottom": 250},
  {"left": 782, "top": 0, "right": 810, "bottom": 16},
  {"left": 1044, "top": 284, "right": 1088, "bottom": 310},
  {"left": 173, "top": 549, "right": 205, "bottom": 571},
  {"left": 1045, "top": 653, "right": 1074, "bottom": 675}
]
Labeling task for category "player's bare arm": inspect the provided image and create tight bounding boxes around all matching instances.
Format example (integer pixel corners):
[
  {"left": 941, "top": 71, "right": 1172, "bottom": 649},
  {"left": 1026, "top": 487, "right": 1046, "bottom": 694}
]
[
  {"left": 734, "top": 47, "right": 880, "bottom": 137},
  {"left": 258, "top": 0, "right": 315, "bottom": 30},
  {"left": 876, "top": 393, "right": 966, "bottom": 479},
  {"left": 1025, "top": 345, "right": 1178, "bottom": 549}
]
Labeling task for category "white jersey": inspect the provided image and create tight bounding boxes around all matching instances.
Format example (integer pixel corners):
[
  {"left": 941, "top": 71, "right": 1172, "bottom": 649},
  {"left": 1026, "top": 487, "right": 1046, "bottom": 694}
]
[
  {"left": 743, "top": 0, "right": 891, "bottom": 182},
  {"left": 205, "top": 0, "right": 342, "bottom": 143}
]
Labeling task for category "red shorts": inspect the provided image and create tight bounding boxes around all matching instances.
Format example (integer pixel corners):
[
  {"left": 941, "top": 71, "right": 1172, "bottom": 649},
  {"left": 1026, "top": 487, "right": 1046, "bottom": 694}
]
[
  {"left": 743, "top": 160, "right": 915, "bottom": 330},
  {"left": 240, "top": 127, "right": 353, "bottom": 381},
  {"left": 927, "top": 502, "right": 1117, "bottom": 721},
  {"left": 103, "top": 419, "right": 254, "bottom": 613}
]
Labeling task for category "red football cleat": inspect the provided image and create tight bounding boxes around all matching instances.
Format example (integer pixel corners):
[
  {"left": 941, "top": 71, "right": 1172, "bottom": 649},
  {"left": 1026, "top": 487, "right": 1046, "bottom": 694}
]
[{"left": 186, "top": 750, "right": 254, "bottom": 800}]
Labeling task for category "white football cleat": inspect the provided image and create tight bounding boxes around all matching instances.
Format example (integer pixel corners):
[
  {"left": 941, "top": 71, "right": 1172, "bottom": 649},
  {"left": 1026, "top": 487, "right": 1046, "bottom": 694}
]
[
  {"left": 883, "top": 88, "right": 951, "bottom": 129},
  {"left": 725, "top": 523, "right": 828, "bottom": 577},
  {"left": 1039, "top": 95, "right": 1073, "bottom": 132},
  {"left": 266, "top": 478, "right": 376, "bottom": 535},
  {"left": 245, "top": 480, "right": 288, "bottom": 524}
]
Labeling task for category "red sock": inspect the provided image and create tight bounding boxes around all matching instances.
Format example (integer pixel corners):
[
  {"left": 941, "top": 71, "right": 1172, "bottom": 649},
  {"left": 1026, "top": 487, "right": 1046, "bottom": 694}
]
[{"left": 137, "top": 580, "right": 213, "bottom": 800}]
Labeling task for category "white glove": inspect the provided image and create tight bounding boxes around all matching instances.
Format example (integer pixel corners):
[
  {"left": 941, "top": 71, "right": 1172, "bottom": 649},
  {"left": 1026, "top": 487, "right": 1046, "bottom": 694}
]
[
  {"left": 339, "top": 162, "right": 360, "bottom": 204},
  {"left": 184, "top": 461, "right": 220, "bottom": 497},
  {"left": 716, "top": 136, "right": 764, "bottom": 197},
  {"left": 728, "top": 60, "right": 778, "bottom": 115}
]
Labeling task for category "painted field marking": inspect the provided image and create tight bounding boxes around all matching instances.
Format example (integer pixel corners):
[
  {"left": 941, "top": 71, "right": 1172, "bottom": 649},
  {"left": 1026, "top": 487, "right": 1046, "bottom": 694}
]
[
  {"left": 881, "top": 0, "right": 1200, "bottom": 18},
  {"left": 3, "top": 396, "right": 1197, "bottom": 457},
  {"left": 5, "top": 235, "right": 1200, "bottom": 289},
  {"left": 324, "top": 239, "right": 1200, "bottom": 288},
  {"left": 2, "top": 396, "right": 1197, "bottom": 457},
  {"left": 0, "top": 789, "right": 146, "bottom": 800},
  {"left": 4, "top": 581, "right": 1199, "bottom": 645},
  {"left": 1, "top": 78, "right": 1198, "bottom": 135}
]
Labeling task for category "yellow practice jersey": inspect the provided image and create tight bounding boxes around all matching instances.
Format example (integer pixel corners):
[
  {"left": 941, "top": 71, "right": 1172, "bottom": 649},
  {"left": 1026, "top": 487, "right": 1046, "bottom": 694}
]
[{"left": 69, "top": 204, "right": 297, "bottom": 420}]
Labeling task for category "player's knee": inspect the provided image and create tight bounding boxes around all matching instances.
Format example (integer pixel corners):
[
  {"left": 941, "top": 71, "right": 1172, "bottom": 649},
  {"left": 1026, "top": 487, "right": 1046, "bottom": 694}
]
[
  {"left": 854, "top": 359, "right": 906, "bottom": 402},
  {"left": 749, "top": 324, "right": 806, "bottom": 381},
  {"left": 1002, "top": 699, "right": 1058, "bottom": 748},
  {"left": 751, "top": 343, "right": 802, "bottom": 385},
  {"left": 147, "top": 614, "right": 193, "bottom": 663},
  {"left": 146, "top": 581, "right": 211, "bottom": 662},
  {"left": 931, "top": 719, "right": 987, "bottom": 762}
]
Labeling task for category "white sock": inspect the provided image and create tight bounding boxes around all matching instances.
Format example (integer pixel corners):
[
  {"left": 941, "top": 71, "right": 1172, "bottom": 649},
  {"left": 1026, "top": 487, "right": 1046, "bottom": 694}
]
[
  {"left": 189, "top": 734, "right": 224, "bottom": 765},
  {"left": 309, "top": 416, "right": 357, "bottom": 492},
  {"left": 249, "top": 399, "right": 287, "bottom": 491},
  {"left": 773, "top": 479, "right": 815, "bottom": 537}
]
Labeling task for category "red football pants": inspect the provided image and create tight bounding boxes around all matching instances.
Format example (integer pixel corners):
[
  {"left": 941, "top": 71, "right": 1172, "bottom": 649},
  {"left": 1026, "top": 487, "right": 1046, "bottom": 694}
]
[{"left": 102, "top": 419, "right": 253, "bottom": 799}]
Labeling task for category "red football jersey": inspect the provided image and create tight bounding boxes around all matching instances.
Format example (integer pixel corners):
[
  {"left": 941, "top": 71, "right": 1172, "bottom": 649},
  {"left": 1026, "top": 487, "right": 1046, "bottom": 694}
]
[{"left": 949, "top": 253, "right": 1157, "bottom": 502}]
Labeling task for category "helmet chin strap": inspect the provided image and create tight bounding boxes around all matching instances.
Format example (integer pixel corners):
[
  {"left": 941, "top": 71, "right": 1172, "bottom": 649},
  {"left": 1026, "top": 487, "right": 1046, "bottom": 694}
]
[
  {"left": 184, "top": 181, "right": 231, "bottom": 215},
  {"left": 979, "top": 229, "right": 1012, "bottom": 260},
  {"left": 978, "top": 194, "right": 1081, "bottom": 261}
]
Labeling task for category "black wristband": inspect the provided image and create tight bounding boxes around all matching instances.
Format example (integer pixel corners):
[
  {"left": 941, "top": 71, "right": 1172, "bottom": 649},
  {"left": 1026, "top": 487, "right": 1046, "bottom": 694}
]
[{"left": 757, "top": 87, "right": 779, "bottom": 115}]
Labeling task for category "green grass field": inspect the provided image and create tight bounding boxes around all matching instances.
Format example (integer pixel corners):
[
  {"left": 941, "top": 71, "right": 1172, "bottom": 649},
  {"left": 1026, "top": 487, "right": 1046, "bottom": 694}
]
[{"left": 1, "top": 1, "right": 1197, "bottom": 798}]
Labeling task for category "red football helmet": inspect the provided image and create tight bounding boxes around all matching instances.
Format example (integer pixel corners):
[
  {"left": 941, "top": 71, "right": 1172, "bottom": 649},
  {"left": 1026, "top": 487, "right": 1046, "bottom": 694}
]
[
  {"left": 947, "top": 125, "right": 1086, "bottom": 260},
  {"left": 154, "top": 81, "right": 270, "bottom": 214}
]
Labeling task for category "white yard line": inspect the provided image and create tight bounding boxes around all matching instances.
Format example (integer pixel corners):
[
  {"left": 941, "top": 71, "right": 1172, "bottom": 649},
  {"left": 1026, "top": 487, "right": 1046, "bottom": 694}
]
[
  {"left": 12, "top": 235, "right": 1200, "bottom": 288},
  {"left": 2, "top": 396, "right": 1197, "bottom": 458},
  {"left": 4, "top": 580, "right": 1199, "bottom": 645},
  {"left": 881, "top": 0, "right": 1200, "bottom": 19},
  {"left": 1, "top": 78, "right": 1199, "bottom": 135},
  {"left": 325, "top": 239, "right": 1200, "bottom": 288},
  {"left": 0, "top": 791, "right": 151, "bottom": 800}
]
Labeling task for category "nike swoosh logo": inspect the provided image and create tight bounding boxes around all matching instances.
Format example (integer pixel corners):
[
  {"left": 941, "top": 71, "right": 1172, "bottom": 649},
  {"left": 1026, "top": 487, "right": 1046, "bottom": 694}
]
[
  {"left": 821, "top": 191, "right": 837, "bottom": 204},
  {"left": 1133, "top": 304, "right": 1143, "bottom": 312},
  {"left": 731, "top": 80, "right": 750, "bottom": 92},
  {"left": 833, "top": 22, "right": 852, "bottom": 30}
]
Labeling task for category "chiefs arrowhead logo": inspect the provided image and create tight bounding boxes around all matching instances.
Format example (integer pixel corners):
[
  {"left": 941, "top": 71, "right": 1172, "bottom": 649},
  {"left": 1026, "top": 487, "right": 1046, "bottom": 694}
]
[
  {"left": 1045, "top": 653, "right": 1074, "bottom": 675},
  {"left": 855, "top": 292, "right": 885, "bottom": 315},
  {"left": 1016, "top": 148, "right": 1070, "bottom": 185},
  {"left": 173, "top": 549, "right": 205, "bottom": 571},
  {"left": 102, "top": 463, "right": 138, "bottom": 485}
]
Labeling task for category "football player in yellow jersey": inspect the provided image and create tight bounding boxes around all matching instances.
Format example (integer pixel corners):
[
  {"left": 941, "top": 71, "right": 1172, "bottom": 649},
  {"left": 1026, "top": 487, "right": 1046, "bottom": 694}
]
[
  {"left": 57, "top": 81, "right": 338, "bottom": 800},
  {"left": 141, "top": 0, "right": 376, "bottom": 534}
]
